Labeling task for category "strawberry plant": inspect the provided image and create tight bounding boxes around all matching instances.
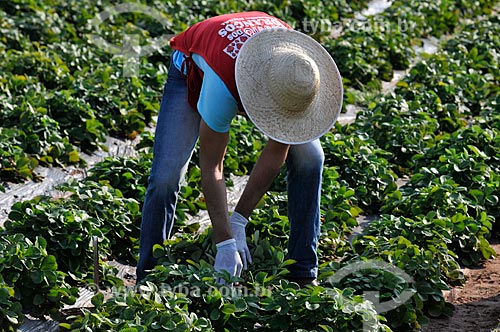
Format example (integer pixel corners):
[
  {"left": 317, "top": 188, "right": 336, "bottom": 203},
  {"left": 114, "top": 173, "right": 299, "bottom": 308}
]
[
  {"left": 47, "top": 90, "right": 107, "bottom": 154},
  {"left": 360, "top": 214, "right": 464, "bottom": 284},
  {"left": 56, "top": 180, "right": 143, "bottom": 264},
  {"left": 3, "top": 180, "right": 142, "bottom": 278},
  {"left": 442, "top": 16, "right": 500, "bottom": 80},
  {"left": 0, "top": 74, "right": 81, "bottom": 168},
  {"left": 3, "top": 197, "right": 111, "bottom": 280},
  {"left": 397, "top": 54, "right": 496, "bottom": 125},
  {"left": 413, "top": 140, "right": 499, "bottom": 191},
  {"left": 321, "top": 129, "right": 398, "bottom": 213},
  {"left": 319, "top": 166, "right": 362, "bottom": 259},
  {"left": 382, "top": 0, "right": 484, "bottom": 39},
  {"left": 353, "top": 93, "right": 440, "bottom": 174},
  {"left": 85, "top": 155, "right": 151, "bottom": 202},
  {"left": 71, "top": 61, "right": 162, "bottom": 139},
  {"left": 405, "top": 123, "right": 500, "bottom": 237},
  {"left": 392, "top": 15, "right": 500, "bottom": 125},
  {"left": 63, "top": 260, "right": 389, "bottom": 332},
  {"left": 324, "top": 16, "right": 414, "bottom": 90},
  {"left": 0, "top": 127, "right": 39, "bottom": 182},
  {"left": 382, "top": 175, "right": 497, "bottom": 266},
  {"left": 224, "top": 115, "right": 266, "bottom": 176},
  {"left": 0, "top": 277, "right": 23, "bottom": 331},
  {"left": 0, "top": 234, "right": 78, "bottom": 320},
  {"left": 349, "top": 235, "right": 454, "bottom": 331},
  {"left": 2, "top": 46, "right": 74, "bottom": 90},
  {"left": 413, "top": 125, "right": 500, "bottom": 178},
  {"left": 61, "top": 279, "right": 212, "bottom": 331}
]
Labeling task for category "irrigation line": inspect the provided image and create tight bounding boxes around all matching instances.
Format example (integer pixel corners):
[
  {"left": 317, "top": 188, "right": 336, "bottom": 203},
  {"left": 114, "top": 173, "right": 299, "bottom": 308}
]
[{"left": 12, "top": 1, "right": 495, "bottom": 330}]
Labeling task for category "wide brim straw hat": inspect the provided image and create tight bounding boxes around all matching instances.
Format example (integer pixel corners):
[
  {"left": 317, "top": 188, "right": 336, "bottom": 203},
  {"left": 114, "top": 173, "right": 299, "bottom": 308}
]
[{"left": 235, "top": 28, "right": 343, "bottom": 144}]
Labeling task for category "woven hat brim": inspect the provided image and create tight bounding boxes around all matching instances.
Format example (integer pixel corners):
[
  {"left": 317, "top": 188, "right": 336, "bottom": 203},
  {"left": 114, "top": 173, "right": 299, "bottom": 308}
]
[{"left": 235, "top": 28, "right": 343, "bottom": 144}]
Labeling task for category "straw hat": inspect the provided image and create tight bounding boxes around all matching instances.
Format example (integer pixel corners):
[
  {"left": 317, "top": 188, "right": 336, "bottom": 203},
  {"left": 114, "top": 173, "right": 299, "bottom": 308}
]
[{"left": 235, "top": 28, "right": 343, "bottom": 144}]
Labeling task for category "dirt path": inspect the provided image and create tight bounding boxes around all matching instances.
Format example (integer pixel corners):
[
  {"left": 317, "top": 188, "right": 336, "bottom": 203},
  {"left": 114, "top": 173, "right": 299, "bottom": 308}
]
[{"left": 424, "top": 241, "right": 500, "bottom": 332}]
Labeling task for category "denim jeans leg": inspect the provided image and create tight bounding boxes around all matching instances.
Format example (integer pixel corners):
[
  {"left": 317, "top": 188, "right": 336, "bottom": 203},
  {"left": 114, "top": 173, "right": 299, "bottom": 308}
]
[
  {"left": 285, "top": 139, "right": 324, "bottom": 278},
  {"left": 136, "top": 64, "right": 201, "bottom": 282}
]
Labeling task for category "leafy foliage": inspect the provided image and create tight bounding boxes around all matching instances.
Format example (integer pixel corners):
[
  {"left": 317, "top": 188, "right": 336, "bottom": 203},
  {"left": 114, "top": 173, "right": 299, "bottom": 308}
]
[
  {"left": 63, "top": 261, "right": 390, "bottom": 332},
  {"left": 322, "top": 128, "right": 398, "bottom": 213},
  {"left": 0, "top": 1, "right": 499, "bottom": 331},
  {"left": 0, "top": 234, "right": 78, "bottom": 321},
  {"left": 0, "top": 277, "right": 23, "bottom": 331},
  {"left": 2, "top": 181, "right": 141, "bottom": 280}
]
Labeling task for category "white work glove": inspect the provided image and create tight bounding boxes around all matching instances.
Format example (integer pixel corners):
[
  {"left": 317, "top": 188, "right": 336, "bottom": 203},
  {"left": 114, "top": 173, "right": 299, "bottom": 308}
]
[
  {"left": 230, "top": 212, "right": 252, "bottom": 270},
  {"left": 214, "top": 238, "right": 243, "bottom": 283}
]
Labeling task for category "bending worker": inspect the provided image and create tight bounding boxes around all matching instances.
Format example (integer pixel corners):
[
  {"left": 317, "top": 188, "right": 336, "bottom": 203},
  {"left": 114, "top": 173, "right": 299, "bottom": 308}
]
[{"left": 137, "top": 11, "right": 343, "bottom": 287}]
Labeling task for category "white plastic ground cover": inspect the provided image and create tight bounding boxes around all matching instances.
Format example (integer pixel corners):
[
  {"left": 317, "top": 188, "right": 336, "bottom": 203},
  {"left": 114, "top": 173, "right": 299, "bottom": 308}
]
[{"left": 0, "top": 136, "right": 138, "bottom": 226}]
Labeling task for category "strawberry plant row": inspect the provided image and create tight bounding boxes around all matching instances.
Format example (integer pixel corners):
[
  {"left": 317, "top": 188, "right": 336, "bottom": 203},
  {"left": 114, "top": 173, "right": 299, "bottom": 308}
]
[
  {"left": 325, "top": 0, "right": 496, "bottom": 92},
  {"left": 0, "top": 234, "right": 79, "bottom": 323},
  {"left": 0, "top": 0, "right": 372, "bottom": 185},
  {"left": 337, "top": 13, "right": 500, "bottom": 330},
  {"left": 2, "top": 0, "right": 495, "bottom": 185}
]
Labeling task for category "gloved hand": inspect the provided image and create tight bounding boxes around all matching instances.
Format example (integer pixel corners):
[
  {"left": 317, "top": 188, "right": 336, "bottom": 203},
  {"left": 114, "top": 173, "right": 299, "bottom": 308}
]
[
  {"left": 214, "top": 238, "right": 243, "bottom": 284},
  {"left": 230, "top": 211, "right": 252, "bottom": 270}
]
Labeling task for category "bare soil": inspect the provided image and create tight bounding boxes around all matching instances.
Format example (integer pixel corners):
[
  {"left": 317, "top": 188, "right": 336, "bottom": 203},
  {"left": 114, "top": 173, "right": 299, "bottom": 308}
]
[{"left": 424, "top": 241, "right": 500, "bottom": 332}]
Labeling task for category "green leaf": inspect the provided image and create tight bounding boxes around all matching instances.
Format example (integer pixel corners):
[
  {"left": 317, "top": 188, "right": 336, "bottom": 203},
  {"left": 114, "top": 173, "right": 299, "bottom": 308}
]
[
  {"left": 152, "top": 244, "right": 165, "bottom": 258},
  {"left": 91, "top": 292, "right": 104, "bottom": 307},
  {"left": 305, "top": 301, "right": 320, "bottom": 310},
  {"left": 33, "top": 293, "right": 45, "bottom": 306},
  {"left": 234, "top": 297, "right": 248, "bottom": 312},
  {"left": 30, "top": 271, "right": 44, "bottom": 284},
  {"left": 68, "top": 150, "right": 80, "bottom": 163}
]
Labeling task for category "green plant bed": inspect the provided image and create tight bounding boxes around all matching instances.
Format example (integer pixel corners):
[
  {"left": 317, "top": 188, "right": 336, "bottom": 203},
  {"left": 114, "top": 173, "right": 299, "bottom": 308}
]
[
  {"left": 62, "top": 261, "right": 390, "bottom": 332},
  {"left": 346, "top": 234, "right": 455, "bottom": 331},
  {"left": 0, "top": 277, "right": 23, "bottom": 331},
  {"left": 321, "top": 128, "right": 398, "bottom": 214},
  {"left": 0, "top": 234, "right": 78, "bottom": 324},
  {"left": 1, "top": 1, "right": 500, "bottom": 331},
  {"left": 2, "top": 181, "right": 142, "bottom": 280}
]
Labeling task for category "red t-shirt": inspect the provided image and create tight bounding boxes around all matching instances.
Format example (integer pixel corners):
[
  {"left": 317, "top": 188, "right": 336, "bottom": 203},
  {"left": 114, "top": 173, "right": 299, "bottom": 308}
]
[{"left": 170, "top": 12, "right": 291, "bottom": 109}]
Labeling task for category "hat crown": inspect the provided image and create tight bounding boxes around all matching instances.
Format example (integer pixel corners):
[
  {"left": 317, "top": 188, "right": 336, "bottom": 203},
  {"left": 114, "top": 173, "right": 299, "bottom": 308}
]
[
  {"left": 268, "top": 49, "right": 320, "bottom": 113},
  {"left": 235, "top": 28, "right": 343, "bottom": 144}
]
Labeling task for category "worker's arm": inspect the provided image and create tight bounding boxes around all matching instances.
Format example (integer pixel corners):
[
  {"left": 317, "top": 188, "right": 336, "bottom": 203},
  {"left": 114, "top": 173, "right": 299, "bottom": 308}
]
[
  {"left": 235, "top": 139, "right": 290, "bottom": 218},
  {"left": 199, "top": 120, "right": 243, "bottom": 280},
  {"left": 198, "top": 119, "right": 232, "bottom": 243}
]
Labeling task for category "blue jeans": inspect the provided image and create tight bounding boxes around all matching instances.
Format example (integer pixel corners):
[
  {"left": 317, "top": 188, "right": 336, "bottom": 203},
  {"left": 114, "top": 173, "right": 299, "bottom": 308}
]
[{"left": 136, "top": 63, "right": 324, "bottom": 282}]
